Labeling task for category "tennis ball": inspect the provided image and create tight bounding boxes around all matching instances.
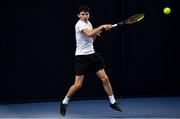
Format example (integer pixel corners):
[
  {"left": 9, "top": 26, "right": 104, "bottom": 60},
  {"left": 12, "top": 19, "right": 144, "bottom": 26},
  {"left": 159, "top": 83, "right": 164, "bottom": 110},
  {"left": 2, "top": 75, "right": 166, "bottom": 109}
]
[{"left": 163, "top": 7, "right": 171, "bottom": 15}]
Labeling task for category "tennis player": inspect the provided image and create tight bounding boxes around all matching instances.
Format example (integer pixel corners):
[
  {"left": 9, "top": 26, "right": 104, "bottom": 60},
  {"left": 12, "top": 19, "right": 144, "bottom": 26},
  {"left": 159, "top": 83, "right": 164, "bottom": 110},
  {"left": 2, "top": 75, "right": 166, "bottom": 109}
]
[{"left": 60, "top": 5, "right": 122, "bottom": 116}]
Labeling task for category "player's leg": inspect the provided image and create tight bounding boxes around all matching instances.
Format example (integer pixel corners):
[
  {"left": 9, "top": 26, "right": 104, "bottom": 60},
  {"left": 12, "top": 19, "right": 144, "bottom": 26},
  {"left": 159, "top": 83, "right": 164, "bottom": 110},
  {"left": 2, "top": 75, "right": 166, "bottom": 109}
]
[
  {"left": 96, "top": 69, "right": 113, "bottom": 96},
  {"left": 65, "top": 75, "right": 84, "bottom": 98},
  {"left": 60, "top": 75, "right": 84, "bottom": 116},
  {"left": 96, "top": 69, "right": 122, "bottom": 112}
]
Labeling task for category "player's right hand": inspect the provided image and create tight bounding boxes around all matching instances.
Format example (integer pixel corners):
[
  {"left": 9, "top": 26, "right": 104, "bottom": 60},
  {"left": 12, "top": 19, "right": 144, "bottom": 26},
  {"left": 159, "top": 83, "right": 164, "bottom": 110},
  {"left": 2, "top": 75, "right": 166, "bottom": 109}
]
[{"left": 103, "top": 24, "right": 113, "bottom": 30}]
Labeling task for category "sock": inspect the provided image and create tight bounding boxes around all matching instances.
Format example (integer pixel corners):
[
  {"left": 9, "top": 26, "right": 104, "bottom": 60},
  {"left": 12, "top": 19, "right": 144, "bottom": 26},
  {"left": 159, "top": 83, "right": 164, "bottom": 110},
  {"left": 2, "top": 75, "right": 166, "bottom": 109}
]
[
  {"left": 62, "top": 96, "right": 70, "bottom": 104},
  {"left": 108, "top": 95, "right": 116, "bottom": 104}
]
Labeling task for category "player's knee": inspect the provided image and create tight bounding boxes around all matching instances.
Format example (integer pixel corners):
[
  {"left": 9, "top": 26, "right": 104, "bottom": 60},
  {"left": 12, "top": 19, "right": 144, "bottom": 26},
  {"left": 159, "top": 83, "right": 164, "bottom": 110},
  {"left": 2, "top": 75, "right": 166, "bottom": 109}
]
[
  {"left": 74, "top": 83, "right": 82, "bottom": 89},
  {"left": 101, "top": 76, "right": 109, "bottom": 83}
]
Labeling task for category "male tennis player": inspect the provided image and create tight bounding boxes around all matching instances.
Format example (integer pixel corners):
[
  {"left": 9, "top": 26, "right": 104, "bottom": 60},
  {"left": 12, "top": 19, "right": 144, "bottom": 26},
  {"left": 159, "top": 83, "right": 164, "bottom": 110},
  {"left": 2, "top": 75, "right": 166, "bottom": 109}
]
[{"left": 60, "top": 5, "right": 122, "bottom": 116}]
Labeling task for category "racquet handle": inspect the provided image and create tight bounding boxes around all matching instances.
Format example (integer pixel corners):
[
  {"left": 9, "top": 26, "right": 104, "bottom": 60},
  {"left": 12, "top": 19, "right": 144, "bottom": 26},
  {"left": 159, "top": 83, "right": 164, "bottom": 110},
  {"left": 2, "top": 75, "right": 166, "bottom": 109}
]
[
  {"left": 112, "top": 22, "right": 123, "bottom": 28},
  {"left": 112, "top": 24, "right": 118, "bottom": 28}
]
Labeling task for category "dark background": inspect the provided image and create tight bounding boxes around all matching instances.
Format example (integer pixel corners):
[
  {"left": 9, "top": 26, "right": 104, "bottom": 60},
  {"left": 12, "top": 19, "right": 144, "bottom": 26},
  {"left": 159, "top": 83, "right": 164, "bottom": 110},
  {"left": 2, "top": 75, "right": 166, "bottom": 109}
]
[{"left": 1, "top": 0, "right": 180, "bottom": 103}]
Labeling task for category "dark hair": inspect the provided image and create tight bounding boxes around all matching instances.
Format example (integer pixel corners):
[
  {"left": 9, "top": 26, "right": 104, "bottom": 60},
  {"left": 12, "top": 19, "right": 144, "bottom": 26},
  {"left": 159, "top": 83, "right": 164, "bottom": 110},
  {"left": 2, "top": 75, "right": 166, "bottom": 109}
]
[{"left": 78, "top": 5, "right": 90, "bottom": 13}]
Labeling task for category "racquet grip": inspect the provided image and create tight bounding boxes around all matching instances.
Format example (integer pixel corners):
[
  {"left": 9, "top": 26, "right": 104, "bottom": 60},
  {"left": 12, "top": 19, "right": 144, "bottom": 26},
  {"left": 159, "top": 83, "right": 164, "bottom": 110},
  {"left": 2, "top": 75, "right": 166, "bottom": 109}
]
[{"left": 112, "top": 24, "right": 118, "bottom": 28}]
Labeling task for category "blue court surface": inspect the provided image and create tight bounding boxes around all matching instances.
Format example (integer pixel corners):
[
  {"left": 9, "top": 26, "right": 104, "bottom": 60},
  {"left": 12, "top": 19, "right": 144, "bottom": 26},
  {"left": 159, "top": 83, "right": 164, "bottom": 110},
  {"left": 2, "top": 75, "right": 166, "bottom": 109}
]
[{"left": 0, "top": 96, "right": 180, "bottom": 119}]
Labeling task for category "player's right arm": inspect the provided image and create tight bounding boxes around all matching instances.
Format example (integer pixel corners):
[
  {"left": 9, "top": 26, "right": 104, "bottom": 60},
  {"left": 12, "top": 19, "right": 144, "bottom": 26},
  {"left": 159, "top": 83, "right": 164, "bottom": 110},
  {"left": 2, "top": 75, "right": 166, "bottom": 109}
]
[{"left": 82, "top": 24, "right": 112, "bottom": 37}]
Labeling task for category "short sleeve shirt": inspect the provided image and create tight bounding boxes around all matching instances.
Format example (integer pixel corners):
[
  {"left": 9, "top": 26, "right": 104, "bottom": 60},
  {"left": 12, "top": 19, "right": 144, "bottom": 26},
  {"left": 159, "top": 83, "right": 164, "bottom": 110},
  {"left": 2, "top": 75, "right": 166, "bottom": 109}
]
[{"left": 75, "top": 20, "right": 95, "bottom": 56}]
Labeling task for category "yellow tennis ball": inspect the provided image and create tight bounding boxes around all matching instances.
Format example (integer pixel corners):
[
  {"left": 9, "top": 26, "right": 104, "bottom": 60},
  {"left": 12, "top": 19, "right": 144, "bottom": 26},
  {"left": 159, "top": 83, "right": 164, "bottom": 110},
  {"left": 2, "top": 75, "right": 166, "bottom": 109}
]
[{"left": 163, "top": 7, "right": 171, "bottom": 15}]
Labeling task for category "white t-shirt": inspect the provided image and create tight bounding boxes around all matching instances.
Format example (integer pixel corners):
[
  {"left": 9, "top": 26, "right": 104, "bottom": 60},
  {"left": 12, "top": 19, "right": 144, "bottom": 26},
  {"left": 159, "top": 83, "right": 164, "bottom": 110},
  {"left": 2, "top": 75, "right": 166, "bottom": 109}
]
[{"left": 75, "top": 20, "right": 95, "bottom": 56}]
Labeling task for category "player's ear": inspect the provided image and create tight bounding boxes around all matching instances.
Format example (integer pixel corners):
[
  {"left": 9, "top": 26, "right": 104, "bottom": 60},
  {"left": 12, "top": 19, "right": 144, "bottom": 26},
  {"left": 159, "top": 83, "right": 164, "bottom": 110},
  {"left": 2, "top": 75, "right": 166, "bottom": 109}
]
[{"left": 78, "top": 14, "right": 80, "bottom": 18}]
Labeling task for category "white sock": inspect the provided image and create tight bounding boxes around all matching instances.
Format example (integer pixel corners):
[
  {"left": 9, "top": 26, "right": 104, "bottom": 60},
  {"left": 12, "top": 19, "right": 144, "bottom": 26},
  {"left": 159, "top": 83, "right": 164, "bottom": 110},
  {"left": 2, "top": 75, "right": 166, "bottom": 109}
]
[
  {"left": 62, "top": 96, "right": 70, "bottom": 104},
  {"left": 108, "top": 95, "right": 116, "bottom": 104}
]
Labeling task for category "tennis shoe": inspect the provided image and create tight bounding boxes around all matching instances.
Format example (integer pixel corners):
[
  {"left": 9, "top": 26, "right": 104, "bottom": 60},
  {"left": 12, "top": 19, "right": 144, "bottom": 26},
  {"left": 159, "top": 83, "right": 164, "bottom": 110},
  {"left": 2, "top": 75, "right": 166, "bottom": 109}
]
[
  {"left": 60, "top": 102, "right": 67, "bottom": 116},
  {"left": 109, "top": 102, "right": 122, "bottom": 112}
]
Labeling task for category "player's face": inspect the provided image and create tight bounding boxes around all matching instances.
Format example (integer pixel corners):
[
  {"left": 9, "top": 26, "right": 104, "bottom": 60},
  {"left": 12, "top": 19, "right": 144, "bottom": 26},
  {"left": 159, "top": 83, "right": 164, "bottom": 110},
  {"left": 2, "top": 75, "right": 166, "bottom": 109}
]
[{"left": 78, "top": 11, "right": 89, "bottom": 23}]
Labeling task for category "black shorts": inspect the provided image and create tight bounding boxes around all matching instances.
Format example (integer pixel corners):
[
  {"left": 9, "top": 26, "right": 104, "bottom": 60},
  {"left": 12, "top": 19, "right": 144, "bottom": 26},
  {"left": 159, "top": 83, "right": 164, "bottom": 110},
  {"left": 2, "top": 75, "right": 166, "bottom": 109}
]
[{"left": 75, "top": 53, "right": 105, "bottom": 75}]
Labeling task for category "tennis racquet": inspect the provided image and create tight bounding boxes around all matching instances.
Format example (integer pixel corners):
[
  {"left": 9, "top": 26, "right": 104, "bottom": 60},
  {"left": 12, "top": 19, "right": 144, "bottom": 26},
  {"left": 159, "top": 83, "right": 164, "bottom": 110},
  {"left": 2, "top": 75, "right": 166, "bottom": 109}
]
[{"left": 112, "top": 13, "right": 145, "bottom": 28}]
